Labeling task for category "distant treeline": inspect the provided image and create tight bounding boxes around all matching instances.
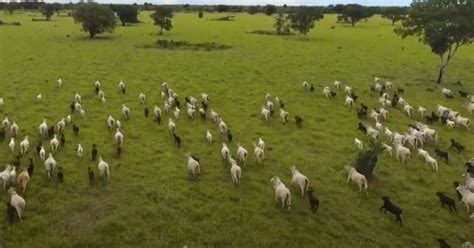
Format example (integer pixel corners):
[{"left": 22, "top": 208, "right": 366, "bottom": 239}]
[{"left": 0, "top": 2, "right": 407, "bottom": 15}]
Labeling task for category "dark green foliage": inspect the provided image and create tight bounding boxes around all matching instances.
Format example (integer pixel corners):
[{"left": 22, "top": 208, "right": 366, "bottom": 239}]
[
  {"left": 264, "top": 5, "right": 277, "bottom": 16},
  {"left": 72, "top": 3, "right": 116, "bottom": 38},
  {"left": 287, "top": 7, "right": 324, "bottom": 36},
  {"left": 215, "top": 5, "right": 230, "bottom": 12},
  {"left": 247, "top": 6, "right": 260, "bottom": 15},
  {"left": 5, "top": 2, "right": 19, "bottom": 15},
  {"left": 210, "top": 16, "right": 235, "bottom": 21},
  {"left": 395, "top": 0, "right": 474, "bottom": 84},
  {"left": 39, "top": 4, "right": 56, "bottom": 21},
  {"left": 381, "top": 7, "right": 407, "bottom": 25},
  {"left": 150, "top": 6, "right": 173, "bottom": 35},
  {"left": 355, "top": 140, "right": 383, "bottom": 179},
  {"left": 198, "top": 10, "right": 203, "bottom": 19},
  {"left": 338, "top": 4, "right": 374, "bottom": 27},
  {"left": 138, "top": 39, "right": 231, "bottom": 51},
  {"left": 116, "top": 5, "right": 138, "bottom": 26},
  {"left": 273, "top": 12, "right": 290, "bottom": 35}
]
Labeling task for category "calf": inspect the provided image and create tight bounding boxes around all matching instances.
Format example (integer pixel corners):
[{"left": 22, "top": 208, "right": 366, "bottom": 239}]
[
  {"left": 72, "top": 124, "right": 79, "bottom": 137},
  {"left": 459, "top": 90, "right": 470, "bottom": 97},
  {"left": 6, "top": 202, "right": 16, "bottom": 224},
  {"left": 454, "top": 181, "right": 463, "bottom": 202},
  {"left": 27, "top": 158, "right": 34, "bottom": 176},
  {"left": 88, "top": 167, "right": 95, "bottom": 185},
  {"left": 380, "top": 196, "right": 403, "bottom": 225},
  {"left": 434, "top": 149, "right": 449, "bottom": 163},
  {"left": 449, "top": 139, "right": 464, "bottom": 154},
  {"left": 91, "top": 144, "right": 98, "bottom": 161},
  {"left": 57, "top": 167, "right": 64, "bottom": 183},
  {"left": 295, "top": 116, "right": 303, "bottom": 128},
  {"left": 436, "top": 192, "right": 456, "bottom": 213},
  {"left": 357, "top": 122, "right": 367, "bottom": 134},
  {"left": 173, "top": 133, "right": 181, "bottom": 148},
  {"left": 227, "top": 129, "right": 233, "bottom": 143},
  {"left": 144, "top": 107, "right": 149, "bottom": 117},
  {"left": 117, "top": 146, "right": 122, "bottom": 158},
  {"left": 60, "top": 134, "right": 65, "bottom": 147},
  {"left": 307, "top": 186, "right": 319, "bottom": 213}
]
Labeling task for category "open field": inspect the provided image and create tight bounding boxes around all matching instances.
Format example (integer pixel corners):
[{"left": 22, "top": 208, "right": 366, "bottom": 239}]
[{"left": 0, "top": 11, "right": 473, "bottom": 247}]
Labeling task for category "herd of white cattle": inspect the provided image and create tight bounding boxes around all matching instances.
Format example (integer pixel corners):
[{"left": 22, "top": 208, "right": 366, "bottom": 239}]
[{"left": 0, "top": 77, "right": 473, "bottom": 238}]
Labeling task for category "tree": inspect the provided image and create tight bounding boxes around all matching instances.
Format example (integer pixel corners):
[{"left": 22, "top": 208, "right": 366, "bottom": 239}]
[
  {"left": 247, "top": 6, "right": 259, "bottom": 15},
  {"left": 339, "top": 4, "right": 373, "bottom": 27},
  {"left": 150, "top": 6, "right": 173, "bottom": 35},
  {"left": 273, "top": 12, "right": 289, "bottom": 35},
  {"left": 395, "top": 0, "right": 474, "bottom": 85},
  {"left": 198, "top": 10, "right": 203, "bottom": 19},
  {"left": 381, "top": 7, "right": 407, "bottom": 25},
  {"left": 5, "top": 2, "right": 19, "bottom": 15},
  {"left": 264, "top": 4, "right": 277, "bottom": 16},
  {"left": 215, "top": 5, "right": 229, "bottom": 12},
  {"left": 51, "top": 3, "right": 62, "bottom": 15},
  {"left": 287, "top": 7, "right": 324, "bottom": 36},
  {"left": 355, "top": 140, "right": 383, "bottom": 179},
  {"left": 116, "top": 5, "right": 138, "bottom": 26},
  {"left": 39, "top": 4, "right": 55, "bottom": 20},
  {"left": 72, "top": 3, "right": 116, "bottom": 38}
]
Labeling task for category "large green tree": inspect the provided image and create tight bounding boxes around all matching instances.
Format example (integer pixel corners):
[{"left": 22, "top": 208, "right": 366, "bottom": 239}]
[
  {"left": 72, "top": 3, "right": 116, "bottom": 38},
  {"left": 150, "top": 6, "right": 173, "bottom": 35},
  {"left": 381, "top": 7, "right": 407, "bottom": 26},
  {"left": 338, "top": 4, "right": 373, "bottom": 27},
  {"left": 264, "top": 4, "right": 277, "bottom": 16},
  {"left": 395, "top": 0, "right": 474, "bottom": 85},
  {"left": 287, "top": 7, "right": 324, "bottom": 36},
  {"left": 5, "top": 2, "right": 19, "bottom": 15},
  {"left": 116, "top": 5, "right": 138, "bottom": 26},
  {"left": 273, "top": 12, "right": 290, "bottom": 35},
  {"left": 39, "top": 4, "right": 56, "bottom": 21}
]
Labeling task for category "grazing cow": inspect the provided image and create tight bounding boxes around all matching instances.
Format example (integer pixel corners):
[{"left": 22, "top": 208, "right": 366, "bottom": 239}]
[
  {"left": 354, "top": 138, "right": 363, "bottom": 151},
  {"left": 253, "top": 143, "right": 265, "bottom": 165},
  {"left": 39, "top": 146, "right": 46, "bottom": 161},
  {"left": 92, "top": 144, "right": 98, "bottom": 161},
  {"left": 270, "top": 176, "right": 292, "bottom": 210},
  {"left": 459, "top": 90, "right": 470, "bottom": 97},
  {"left": 186, "top": 152, "right": 200, "bottom": 180},
  {"left": 236, "top": 144, "right": 248, "bottom": 167},
  {"left": 57, "top": 167, "right": 64, "bottom": 183},
  {"left": 358, "top": 122, "right": 367, "bottom": 134},
  {"left": 418, "top": 106, "right": 426, "bottom": 118},
  {"left": 307, "top": 186, "right": 319, "bottom": 213},
  {"left": 227, "top": 129, "right": 233, "bottom": 143},
  {"left": 290, "top": 166, "right": 309, "bottom": 197},
  {"left": 98, "top": 156, "right": 110, "bottom": 181},
  {"left": 436, "top": 192, "right": 456, "bottom": 213},
  {"left": 119, "top": 81, "right": 126, "bottom": 94},
  {"left": 144, "top": 107, "right": 149, "bottom": 117},
  {"left": 88, "top": 167, "right": 95, "bottom": 185},
  {"left": 456, "top": 185, "right": 474, "bottom": 211},
  {"left": 173, "top": 133, "right": 181, "bottom": 148},
  {"left": 395, "top": 145, "right": 410, "bottom": 163},
  {"left": 434, "top": 149, "right": 449, "bottom": 163},
  {"left": 77, "top": 144, "right": 83, "bottom": 159},
  {"left": 17, "top": 169, "right": 30, "bottom": 194},
  {"left": 8, "top": 187, "right": 25, "bottom": 220},
  {"left": 454, "top": 182, "right": 463, "bottom": 202},
  {"left": 345, "top": 96, "right": 354, "bottom": 108},
  {"left": 345, "top": 166, "right": 368, "bottom": 193},
  {"left": 380, "top": 196, "right": 403, "bottom": 224},
  {"left": 221, "top": 143, "right": 230, "bottom": 164},
  {"left": 44, "top": 153, "right": 57, "bottom": 181},
  {"left": 334, "top": 80, "right": 342, "bottom": 89},
  {"left": 382, "top": 143, "right": 393, "bottom": 156},
  {"left": 438, "top": 239, "right": 451, "bottom": 248},
  {"left": 122, "top": 104, "right": 131, "bottom": 119},
  {"left": 9, "top": 138, "right": 16, "bottom": 152},
  {"left": 50, "top": 135, "right": 59, "bottom": 153},
  {"left": 20, "top": 136, "right": 30, "bottom": 156},
  {"left": 206, "top": 130, "right": 212, "bottom": 144},
  {"left": 6, "top": 202, "right": 16, "bottom": 224},
  {"left": 230, "top": 162, "right": 241, "bottom": 185},
  {"left": 60, "top": 134, "right": 65, "bottom": 147},
  {"left": 0, "top": 165, "right": 13, "bottom": 190},
  {"left": 27, "top": 159, "right": 34, "bottom": 177},
  {"left": 295, "top": 116, "right": 303, "bottom": 128},
  {"left": 449, "top": 139, "right": 464, "bottom": 154},
  {"left": 72, "top": 124, "right": 79, "bottom": 137},
  {"left": 218, "top": 119, "right": 228, "bottom": 135},
  {"left": 441, "top": 88, "right": 454, "bottom": 98}
]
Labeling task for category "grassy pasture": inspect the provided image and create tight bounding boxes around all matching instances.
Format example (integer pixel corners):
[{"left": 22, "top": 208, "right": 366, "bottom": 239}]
[{"left": 0, "top": 11, "right": 473, "bottom": 247}]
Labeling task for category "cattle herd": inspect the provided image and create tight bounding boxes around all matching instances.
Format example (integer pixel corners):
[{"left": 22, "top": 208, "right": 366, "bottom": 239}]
[{"left": 0, "top": 77, "right": 473, "bottom": 246}]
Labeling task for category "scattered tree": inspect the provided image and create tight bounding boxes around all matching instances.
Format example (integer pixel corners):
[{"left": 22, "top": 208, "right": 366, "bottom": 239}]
[
  {"left": 198, "top": 10, "right": 203, "bottom": 19},
  {"left": 39, "top": 4, "right": 55, "bottom": 21},
  {"left": 52, "top": 3, "right": 62, "bottom": 15},
  {"left": 116, "top": 5, "right": 138, "bottom": 26},
  {"left": 247, "top": 6, "right": 259, "bottom": 15},
  {"left": 287, "top": 7, "right": 324, "bottom": 36},
  {"left": 395, "top": 0, "right": 474, "bottom": 85},
  {"left": 150, "top": 6, "right": 173, "bottom": 35},
  {"left": 5, "top": 2, "right": 19, "bottom": 15},
  {"left": 264, "top": 4, "right": 277, "bottom": 16},
  {"left": 72, "top": 3, "right": 116, "bottom": 38},
  {"left": 215, "top": 5, "right": 229, "bottom": 12},
  {"left": 273, "top": 12, "right": 290, "bottom": 35},
  {"left": 338, "top": 4, "right": 373, "bottom": 27},
  {"left": 381, "top": 7, "right": 407, "bottom": 25}
]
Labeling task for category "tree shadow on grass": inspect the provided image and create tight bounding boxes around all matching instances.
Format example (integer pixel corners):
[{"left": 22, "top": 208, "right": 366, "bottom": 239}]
[
  {"left": 72, "top": 35, "right": 115, "bottom": 41},
  {"left": 136, "top": 39, "right": 232, "bottom": 51}
]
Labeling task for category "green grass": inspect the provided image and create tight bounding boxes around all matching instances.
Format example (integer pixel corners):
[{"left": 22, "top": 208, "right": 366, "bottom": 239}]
[{"left": 0, "top": 11, "right": 473, "bottom": 247}]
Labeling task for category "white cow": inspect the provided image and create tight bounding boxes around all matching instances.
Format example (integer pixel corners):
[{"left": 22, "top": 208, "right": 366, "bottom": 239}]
[
  {"left": 270, "top": 176, "right": 292, "bottom": 210},
  {"left": 290, "top": 166, "right": 309, "bottom": 197},
  {"left": 345, "top": 166, "right": 368, "bottom": 193}
]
